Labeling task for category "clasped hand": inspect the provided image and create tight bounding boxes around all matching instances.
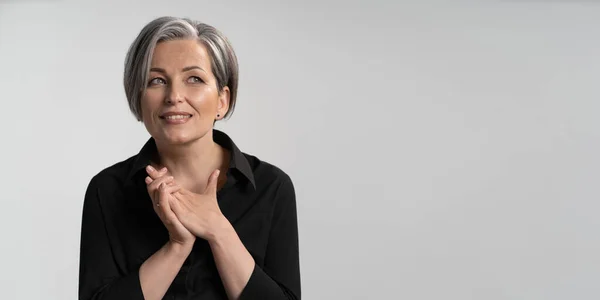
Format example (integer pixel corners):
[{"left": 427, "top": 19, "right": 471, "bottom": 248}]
[{"left": 144, "top": 165, "right": 225, "bottom": 245}]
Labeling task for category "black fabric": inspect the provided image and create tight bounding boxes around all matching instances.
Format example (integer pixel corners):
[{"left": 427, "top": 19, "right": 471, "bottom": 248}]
[{"left": 78, "top": 129, "right": 301, "bottom": 300}]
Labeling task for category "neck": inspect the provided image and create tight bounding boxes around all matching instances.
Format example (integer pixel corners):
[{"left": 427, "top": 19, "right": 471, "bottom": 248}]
[{"left": 153, "top": 131, "right": 225, "bottom": 192}]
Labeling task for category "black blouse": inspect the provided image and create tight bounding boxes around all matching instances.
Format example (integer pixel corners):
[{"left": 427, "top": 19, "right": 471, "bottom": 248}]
[{"left": 78, "top": 130, "right": 301, "bottom": 299}]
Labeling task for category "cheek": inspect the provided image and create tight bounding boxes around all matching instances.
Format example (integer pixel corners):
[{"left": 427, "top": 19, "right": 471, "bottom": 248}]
[
  {"left": 188, "top": 89, "right": 219, "bottom": 114},
  {"left": 140, "top": 91, "right": 164, "bottom": 115},
  {"left": 188, "top": 87, "right": 212, "bottom": 102}
]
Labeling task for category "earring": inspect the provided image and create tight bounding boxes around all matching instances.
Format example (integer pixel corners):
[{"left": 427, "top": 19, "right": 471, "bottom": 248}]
[{"left": 217, "top": 114, "right": 220, "bottom": 118}]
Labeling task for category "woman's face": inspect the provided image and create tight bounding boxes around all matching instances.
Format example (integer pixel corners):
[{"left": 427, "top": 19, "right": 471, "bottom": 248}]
[{"left": 140, "top": 39, "right": 229, "bottom": 145}]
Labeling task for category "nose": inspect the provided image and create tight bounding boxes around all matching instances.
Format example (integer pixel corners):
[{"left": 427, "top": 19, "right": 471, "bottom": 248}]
[{"left": 165, "top": 82, "right": 184, "bottom": 104}]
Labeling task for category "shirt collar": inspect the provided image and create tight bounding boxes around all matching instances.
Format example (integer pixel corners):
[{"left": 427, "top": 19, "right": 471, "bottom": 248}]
[{"left": 126, "top": 129, "right": 256, "bottom": 189}]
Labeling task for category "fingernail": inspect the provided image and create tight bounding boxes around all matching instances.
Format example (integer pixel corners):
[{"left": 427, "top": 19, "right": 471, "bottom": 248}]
[
  {"left": 147, "top": 165, "right": 155, "bottom": 172},
  {"left": 161, "top": 167, "right": 167, "bottom": 172}
]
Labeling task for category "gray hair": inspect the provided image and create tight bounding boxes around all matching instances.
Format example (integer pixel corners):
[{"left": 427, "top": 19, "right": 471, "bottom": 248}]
[{"left": 123, "top": 16, "right": 239, "bottom": 121}]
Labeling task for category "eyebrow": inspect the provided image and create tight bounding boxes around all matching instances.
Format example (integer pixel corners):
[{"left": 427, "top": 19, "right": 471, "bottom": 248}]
[{"left": 150, "top": 66, "right": 205, "bottom": 73}]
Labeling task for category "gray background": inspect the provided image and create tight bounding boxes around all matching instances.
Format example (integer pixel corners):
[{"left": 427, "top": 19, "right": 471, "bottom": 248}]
[{"left": 1, "top": 0, "right": 599, "bottom": 299}]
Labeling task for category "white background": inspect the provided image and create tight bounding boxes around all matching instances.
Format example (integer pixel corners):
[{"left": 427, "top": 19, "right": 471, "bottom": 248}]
[{"left": 1, "top": 0, "right": 599, "bottom": 299}]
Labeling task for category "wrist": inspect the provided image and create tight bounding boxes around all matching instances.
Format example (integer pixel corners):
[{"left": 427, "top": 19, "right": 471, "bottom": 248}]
[
  {"left": 207, "top": 214, "right": 234, "bottom": 244},
  {"left": 165, "top": 240, "right": 194, "bottom": 258}
]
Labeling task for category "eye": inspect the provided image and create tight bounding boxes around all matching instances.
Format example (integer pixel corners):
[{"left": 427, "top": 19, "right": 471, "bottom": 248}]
[
  {"left": 148, "top": 77, "right": 166, "bottom": 86},
  {"left": 187, "top": 76, "right": 204, "bottom": 84}
]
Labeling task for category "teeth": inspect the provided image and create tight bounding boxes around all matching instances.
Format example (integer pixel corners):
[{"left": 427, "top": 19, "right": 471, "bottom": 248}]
[{"left": 164, "top": 115, "right": 190, "bottom": 120}]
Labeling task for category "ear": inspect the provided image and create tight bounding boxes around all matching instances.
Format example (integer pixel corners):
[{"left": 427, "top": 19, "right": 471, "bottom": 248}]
[{"left": 216, "top": 86, "right": 230, "bottom": 120}]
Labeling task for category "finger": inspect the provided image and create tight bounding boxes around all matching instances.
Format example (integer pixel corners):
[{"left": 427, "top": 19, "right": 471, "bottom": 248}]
[
  {"left": 148, "top": 175, "right": 174, "bottom": 193},
  {"left": 146, "top": 165, "right": 168, "bottom": 180},
  {"left": 148, "top": 175, "right": 173, "bottom": 192},
  {"left": 169, "top": 195, "right": 185, "bottom": 217},
  {"left": 164, "top": 183, "right": 182, "bottom": 195},
  {"left": 153, "top": 177, "right": 176, "bottom": 187},
  {"left": 147, "top": 174, "right": 173, "bottom": 185},
  {"left": 148, "top": 177, "right": 173, "bottom": 209},
  {"left": 158, "top": 182, "right": 177, "bottom": 214},
  {"left": 204, "top": 169, "right": 220, "bottom": 195},
  {"left": 155, "top": 183, "right": 173, "bottom": 219},
  {"left": 162, "top": 200, "right": 183, "bottom": 229},
  {"left": 145, "top": 165, "right": 157, "bottom": 177},
  {"left": 153, "top": 182, "right": 163, "bottom": 207},
  {"left": 156, "top": 182, "right": 177, "bottom": 203},
  {"left": 146, "top": 166, "right": 166, "bottom": 180}
]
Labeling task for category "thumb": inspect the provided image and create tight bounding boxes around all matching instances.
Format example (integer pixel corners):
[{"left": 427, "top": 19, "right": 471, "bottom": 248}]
[{"left": 204, "top": 169, "right": 220, "bottom": 195}]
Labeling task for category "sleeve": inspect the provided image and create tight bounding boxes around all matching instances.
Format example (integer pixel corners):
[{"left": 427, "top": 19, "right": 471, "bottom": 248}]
[
  {"left": 78, "top": 176, "right": 145, "bottom": 300},
  {"left": 239, "top": 174, "right": 301, "bottom": 300}
]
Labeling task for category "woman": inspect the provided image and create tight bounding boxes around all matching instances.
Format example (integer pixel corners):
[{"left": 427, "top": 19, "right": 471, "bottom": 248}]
[{"left": 78, "top": 16, "right": 301, "bottom": 300}]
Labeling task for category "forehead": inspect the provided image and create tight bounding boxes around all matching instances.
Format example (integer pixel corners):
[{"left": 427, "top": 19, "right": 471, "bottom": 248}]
[{"left": 151, "top": 39, "right": 212, "bottom": 71}]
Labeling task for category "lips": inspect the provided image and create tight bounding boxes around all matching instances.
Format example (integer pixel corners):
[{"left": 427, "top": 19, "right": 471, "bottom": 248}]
[
  {"left": 159, "top": 112, "right": 193, "bottom": 119},
  {"left": 162, "top": 114, "right": 191, "bottom": 120},
  {"left": 159, "top": 111, "right": 193, "bottom": 125}
]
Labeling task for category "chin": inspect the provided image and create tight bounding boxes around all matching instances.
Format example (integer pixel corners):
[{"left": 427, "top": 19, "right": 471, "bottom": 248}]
[
  {"left": 159, "top": 130, "right": 210, "bottom": 146},
  {"left": 163, "top": 134, "right": 196, "bottom": 145}
]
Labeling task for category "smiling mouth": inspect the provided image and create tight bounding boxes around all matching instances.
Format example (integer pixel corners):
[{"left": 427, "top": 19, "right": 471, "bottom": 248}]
[{"left": 160, "top": 114, "right": 192, "bottom": 120}]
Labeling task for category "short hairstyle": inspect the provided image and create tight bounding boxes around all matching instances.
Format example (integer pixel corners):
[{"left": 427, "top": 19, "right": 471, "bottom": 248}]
[{"left": 123, "top": 16, "right": 239, "bottom": 121}]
